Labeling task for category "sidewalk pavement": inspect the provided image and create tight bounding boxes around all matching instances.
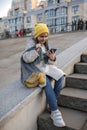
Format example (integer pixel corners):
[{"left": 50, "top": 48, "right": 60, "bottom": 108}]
[{"left": 0, "top": 31, "right": 87, "bottom": 88}]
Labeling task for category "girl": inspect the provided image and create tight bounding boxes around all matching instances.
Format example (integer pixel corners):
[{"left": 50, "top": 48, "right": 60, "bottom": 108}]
[{"left": 21, "top": 23, "right": 65, "bottom": 127}]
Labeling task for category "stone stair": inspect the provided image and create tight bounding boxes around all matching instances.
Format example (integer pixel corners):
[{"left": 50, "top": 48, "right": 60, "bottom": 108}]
[{"left": 38, "top": 54, "right": 87, "bottom": 130}]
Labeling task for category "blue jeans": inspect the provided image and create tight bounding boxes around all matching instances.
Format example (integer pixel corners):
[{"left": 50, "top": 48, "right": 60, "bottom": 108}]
[{"left": 43, "top": 75, "right": 64, "bottom": 111}]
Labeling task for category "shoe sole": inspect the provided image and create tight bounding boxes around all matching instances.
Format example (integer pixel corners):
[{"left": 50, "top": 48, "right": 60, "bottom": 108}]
[{"left": 53, "top": 122, "right": 66, "bottom": 127}]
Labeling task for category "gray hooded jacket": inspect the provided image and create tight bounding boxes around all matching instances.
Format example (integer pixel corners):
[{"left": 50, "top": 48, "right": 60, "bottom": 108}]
[{"left": 21, "top": 37, "right": 64, "bottom": 84}]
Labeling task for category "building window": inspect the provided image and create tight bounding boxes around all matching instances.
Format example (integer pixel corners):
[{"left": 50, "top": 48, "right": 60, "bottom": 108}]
[
  {"left": 56, "top": 18, "right": 61, "bottom": 25},
  {"left": 45, "top": 10, "right": 50, "bottom": 17},
  {"left": 50, "top": 9, "right": 55, "bottom": 17},
  {"left": 20, "top": 1, "right": 24, "bottom": 9},
  {"left": 10, "top": 11, "right": 13, "bottom": 16},
  {"left": 27, "top": 2, "right": 31, "bottom": 11},
  {"left": 56, "top": 7, "right": 67, "bottom": 16},
  {"left": 46, "top": 19, "right": 55, "bottom": 27},
  {"left": 37, "top": 13, "right": 43, "bottom": 22},
  {"left": 17, "top": 17, "right": 22, "bottom": 23},
  {"left": 11, "top": 19, "right": 14, "bottom": 23},
  {"left": 56, "top": 8, "right": 60, "bottom": 16},
  {"left": 15, "top": 9, "right": 19, "bottom": 16},
  {"left": 72, "top": 5, "right": 79, "bottom": 14},
  {"left": 61, "top": 17, "right": 67, "bottom": 24},
  {"left": 10, "top": 26, "right": 15, "bottom": 32},
  {"left": 45, "top": 9, "right": 55, "bottom": 18},
  {"left": 56, "top": 17, "right": 67, "bottom": 25},
  {"left": 61, "top": 7, "right": 67, "bottom": 15},
  {"left": 72, "top": 16, "right": 79, "bottom": 21},
  {"left": 56, "top": 0, "right": 60, "bottom": 3},
  {"left": 48, "top": 0, "right": 54, "bottom": 6},
  {"left": 9, "top": 20, "right": 11, "bottom": 24},
  {"left": 27, "top": 16, "right": 31, "bottom": 23}
]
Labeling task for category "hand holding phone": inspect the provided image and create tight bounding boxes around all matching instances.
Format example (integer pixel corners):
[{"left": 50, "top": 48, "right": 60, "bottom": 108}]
[
  {"left": 46, "top": 48, "right": 56, "bottom": 61},
  {"left": 50, "top": 48, "right": 57, "bottom": 53}
]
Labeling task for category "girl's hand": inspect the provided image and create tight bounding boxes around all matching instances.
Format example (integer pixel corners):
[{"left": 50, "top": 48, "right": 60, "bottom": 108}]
[
  {"left": 47, "top": 50, "right": 56, "bottom": 61},
  {"left": 36, "top": 43, "right": 41, "bottom": 48}
]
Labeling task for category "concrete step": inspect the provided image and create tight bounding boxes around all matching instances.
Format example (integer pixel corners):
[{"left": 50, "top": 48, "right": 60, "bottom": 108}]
[
  {"left": 81, "top": 54, "right": 87, "bottom": 63},
  {"left": 58, "top": 88, "right": 87, "bottom": 112},
  {"left": 38, "top": 107, "right": 87, "bottom": 130},
  {"left": 74, "top": 62, "right": 87, "bottom": 74},
  {"left": 66, "top": 73, "right": 87, "bottom": 89}
]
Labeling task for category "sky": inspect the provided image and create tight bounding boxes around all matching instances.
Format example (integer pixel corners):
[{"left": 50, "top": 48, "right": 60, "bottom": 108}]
[
  {"left": 0, "top": 0, "right": 45, "bottom": 18},
  {"left": 0, "top": 0, "right": 12, "bottom": 18}
]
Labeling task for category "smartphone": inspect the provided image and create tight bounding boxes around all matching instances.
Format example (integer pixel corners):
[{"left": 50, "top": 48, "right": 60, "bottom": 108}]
[{"left": 50, "top": 48, "right": 57, "bottom": 53}]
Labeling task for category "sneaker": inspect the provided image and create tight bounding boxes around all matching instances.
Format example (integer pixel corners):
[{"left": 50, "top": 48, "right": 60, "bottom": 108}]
[{"left": 51, "top": 109, "right": 65, "bottom": 127}]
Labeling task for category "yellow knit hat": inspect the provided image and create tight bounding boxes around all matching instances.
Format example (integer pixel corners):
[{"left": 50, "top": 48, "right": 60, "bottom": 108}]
[{"left": 34, "top": 23, "right": 49, "bottom": 38}]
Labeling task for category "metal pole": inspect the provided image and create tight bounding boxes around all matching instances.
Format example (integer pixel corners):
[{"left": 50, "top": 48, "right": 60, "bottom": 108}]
[{"left": 43, "top": 5, "right": 45, "bottom": 23}]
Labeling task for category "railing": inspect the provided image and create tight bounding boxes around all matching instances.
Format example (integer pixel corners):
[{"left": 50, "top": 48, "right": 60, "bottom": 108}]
[
  {"left": 48, "top": 22, "right": 87, "bottom": 34},
  {"left": 0, "top": 22, "right": 87, "bottom": 40},
  {"left": 0, "top": 31, "right": 11, "bottom": 40}
]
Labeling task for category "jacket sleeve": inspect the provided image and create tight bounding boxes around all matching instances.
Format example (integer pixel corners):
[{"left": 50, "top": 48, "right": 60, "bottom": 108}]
[
  {"left": 22, "top": 38, "right": 39, "bottom": 63},
  {"left": 48, "top": 58, "right": 56, "bottom": 65},
  {"left": 23, "top": 50, "right": 39, "bottom": 63}
]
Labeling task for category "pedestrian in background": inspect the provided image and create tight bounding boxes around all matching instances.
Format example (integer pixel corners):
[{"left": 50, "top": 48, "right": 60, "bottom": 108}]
[
  {"left": 15, "top": 29, "right": 19, "bottom": 37},
  {"left": 19, "top": 29, "right": 24, "bottom": 37}
]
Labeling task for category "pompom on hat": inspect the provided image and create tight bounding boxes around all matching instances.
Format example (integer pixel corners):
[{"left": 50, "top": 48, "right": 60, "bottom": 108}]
[{"left": 34, "top": 23, "right": 49, "bottom": 38}]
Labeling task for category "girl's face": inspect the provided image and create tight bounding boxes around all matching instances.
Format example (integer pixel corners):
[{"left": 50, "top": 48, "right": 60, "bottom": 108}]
[{"left": 37, "top": 33, "right": 49, "bottom": 44}]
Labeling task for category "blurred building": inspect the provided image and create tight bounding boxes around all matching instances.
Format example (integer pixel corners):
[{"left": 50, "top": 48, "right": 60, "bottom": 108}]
[
  {"left": 25, "top": 0, "right": 87, "bottom": 33},
  {"left": 6, "top": 0, "right": 43, "bottom": 32},
  {"left": 0, "top": 17, "right": 9, "bottom": 33},
  {"left": 1, "top": 0, "right": 87, "bottom": 34},
  {"left": 7, "top": 0, "right": 28, "bottom": 32}
]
